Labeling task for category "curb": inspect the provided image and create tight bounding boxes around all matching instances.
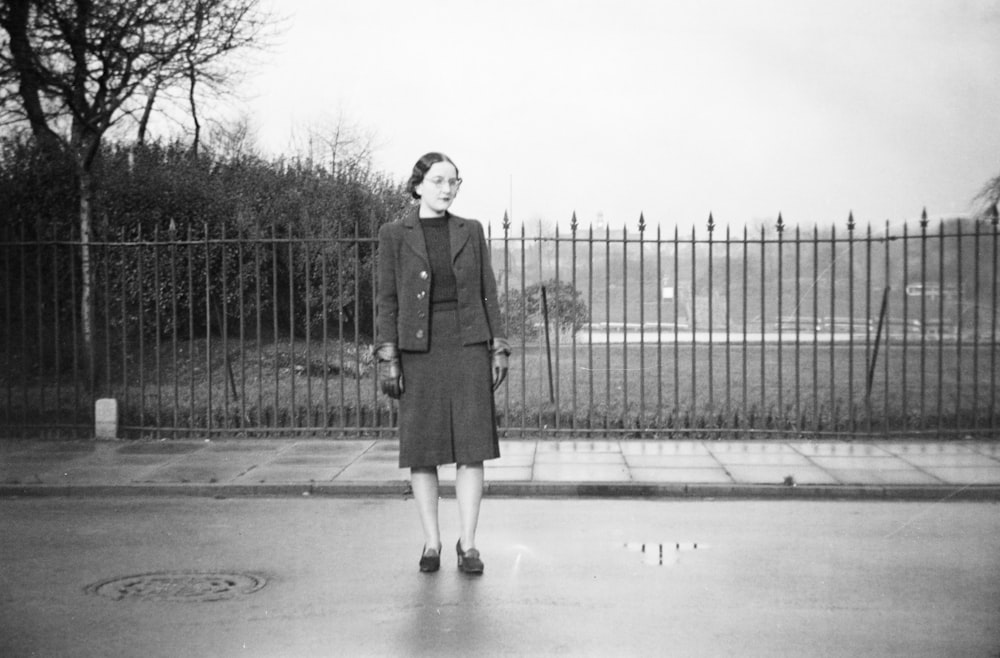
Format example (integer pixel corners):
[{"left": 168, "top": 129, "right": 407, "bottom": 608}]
[
  {"left": 486, "top": 482, "right": 1000, "bottom": 501},
  {"left": 3, "top": 482, "right": 999, "bottom": 501},
  {"left": 0, "top": 483, "right": 411, "bottom": 499}
]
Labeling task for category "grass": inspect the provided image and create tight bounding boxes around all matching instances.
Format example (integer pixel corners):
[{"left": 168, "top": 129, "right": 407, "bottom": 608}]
[{"left": 501, "top": 341, "right": 999, "bottom": 438}]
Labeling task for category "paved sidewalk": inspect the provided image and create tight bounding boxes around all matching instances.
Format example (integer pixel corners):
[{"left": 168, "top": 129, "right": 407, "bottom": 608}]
[{"left": 2, "top": 437, "right": 999, "bottom": 499}]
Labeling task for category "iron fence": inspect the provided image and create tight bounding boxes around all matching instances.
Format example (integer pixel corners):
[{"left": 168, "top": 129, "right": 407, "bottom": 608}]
[{"left": 2, "top": 211, "right": 998, "bottom": 439}]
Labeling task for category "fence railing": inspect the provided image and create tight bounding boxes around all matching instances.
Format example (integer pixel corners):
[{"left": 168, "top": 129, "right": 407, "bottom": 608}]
[{"left": 2, "top": 211, "right": 998, "bottom": 440}]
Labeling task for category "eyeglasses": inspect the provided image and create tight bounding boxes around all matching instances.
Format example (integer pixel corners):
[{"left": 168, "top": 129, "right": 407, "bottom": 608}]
[{"left": 425, "top": 176, "right": 463, "bottom": 190}]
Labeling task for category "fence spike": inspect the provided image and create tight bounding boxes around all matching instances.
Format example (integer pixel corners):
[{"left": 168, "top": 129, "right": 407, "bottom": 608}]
[
  {"left": 847, "top": 211, "right": 855, "bottom": 231},
  {"left": 638, "top": 212, "right": 646, "bottom": 232},
  {"left": 502, "top": 209, "right": 510, "bottom": 232},
  {"left": 570, "top": 210, "right": 578, "bottom": 233},
  {"left": 776, "top": 213, "right": 785, "bottom": 233},
  {"left": 707, "top": 212, "right": 715, "bottom": 233},
  {"left": 920, "top": 207, "right": 929, "bottom": 228},
  {"left": 989, "top": 202, "right": 999, "bottom": 227}
]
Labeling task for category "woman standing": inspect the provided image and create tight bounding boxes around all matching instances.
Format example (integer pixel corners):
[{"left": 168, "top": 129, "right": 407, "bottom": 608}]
[{"left": 375, "top": 152, "right": 509, "bottom": 575}]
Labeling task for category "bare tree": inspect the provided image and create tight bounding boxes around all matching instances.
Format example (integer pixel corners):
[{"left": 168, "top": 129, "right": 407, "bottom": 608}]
[
  {"left": 290, "top": 112, "right": 380, "bottom": 180},
  {"left": 0, "top": 0, "right": 272, "bottom": 388},
  {"left": 973, "top": 172, "right": 1000, "bottom": 223},
  {"left": 207, "top": 112, "right": 259, "bottom": 164}
]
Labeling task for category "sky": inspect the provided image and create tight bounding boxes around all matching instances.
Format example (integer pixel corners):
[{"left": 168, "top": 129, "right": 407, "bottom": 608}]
[{"left": 240, "top": 0, "right": 1000, "bottom": 230}]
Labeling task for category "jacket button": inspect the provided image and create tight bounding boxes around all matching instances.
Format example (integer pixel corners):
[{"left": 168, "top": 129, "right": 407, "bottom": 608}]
[
  {"left": 417, "top": 291, "right": 426, "bottom": 300},
  {"left": 419, "top": 271, "right": 429, "bottom": 280},
  {"left": 416, "top": 330, "right": 425, "bottom": 339}
]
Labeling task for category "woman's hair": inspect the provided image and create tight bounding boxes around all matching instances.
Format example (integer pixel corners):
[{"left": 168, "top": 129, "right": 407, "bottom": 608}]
[{"left": 407, "top": 152, "right": 459, "bottom": 199}]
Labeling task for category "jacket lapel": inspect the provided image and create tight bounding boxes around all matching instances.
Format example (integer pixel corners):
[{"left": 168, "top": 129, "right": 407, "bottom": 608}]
[
  {"left": 401, "top": 207, "right": 428, "bottom": 264},
  {"left": 449, "top": 215, "right": 471, "bottom": 264}
]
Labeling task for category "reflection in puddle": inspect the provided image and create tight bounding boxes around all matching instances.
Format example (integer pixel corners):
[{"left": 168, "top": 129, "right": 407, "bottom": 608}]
[{"left": 623, "top": 541, "right": 706, "bottom": 567}]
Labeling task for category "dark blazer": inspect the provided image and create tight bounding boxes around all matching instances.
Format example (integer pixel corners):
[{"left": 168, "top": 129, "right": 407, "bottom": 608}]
[{"left": 376, "top": 207, "right": 505, "bottom": 351}]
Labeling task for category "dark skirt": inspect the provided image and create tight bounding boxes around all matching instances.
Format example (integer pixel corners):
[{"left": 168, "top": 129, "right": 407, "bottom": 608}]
[{"left": 397, "top": 303, "right": 500, "bottom": 468}]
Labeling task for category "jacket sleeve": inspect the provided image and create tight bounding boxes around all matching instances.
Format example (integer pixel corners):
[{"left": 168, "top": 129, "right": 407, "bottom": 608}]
[
  {"left": 375, "top": 222, "right": 399, "bottom": 345},
  {"left": 476, "top": 221, "right": 505, "bottom": 341}
]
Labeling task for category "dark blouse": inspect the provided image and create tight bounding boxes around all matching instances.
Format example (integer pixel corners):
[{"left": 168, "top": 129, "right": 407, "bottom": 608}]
[{"left": 420, "top": 215, "right": 457, "bottom": 304}]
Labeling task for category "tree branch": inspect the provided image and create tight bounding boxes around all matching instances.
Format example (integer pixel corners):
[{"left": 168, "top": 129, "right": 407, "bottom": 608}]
[{"left": 0, "top": 0, "right": 63, "bottom": 150}]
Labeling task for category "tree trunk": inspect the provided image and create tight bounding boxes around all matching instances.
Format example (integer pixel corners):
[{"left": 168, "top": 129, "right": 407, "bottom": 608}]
[
  {"left": 188, "top": 64, "right": 200, "bottom": 158},
  {"left": 137, "top": 77, "right": 161, "bottom": 144},
  {"left": 77, "top": 164, "right": 97, "bottom": 393}
]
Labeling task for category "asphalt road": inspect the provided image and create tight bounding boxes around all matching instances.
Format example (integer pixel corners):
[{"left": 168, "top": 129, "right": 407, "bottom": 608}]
[{"left": 2, "top": 496, "right": 998, "bottom": 657}]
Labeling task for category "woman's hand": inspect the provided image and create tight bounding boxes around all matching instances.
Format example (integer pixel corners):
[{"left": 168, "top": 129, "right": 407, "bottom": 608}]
[
  {"left": 380, "top": 359, "right": 404, "bottom": 399},
  {"left": 375, "top": 343, "right": 404, "bottom": 399},
  {"left": 491, "top": 338, "right": 511, "bottom": 392}
]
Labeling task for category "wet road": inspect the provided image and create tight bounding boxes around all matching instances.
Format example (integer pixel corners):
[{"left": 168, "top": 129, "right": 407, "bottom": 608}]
[{"left": 2, "top": 496, "right": 998, "bottom": 657}]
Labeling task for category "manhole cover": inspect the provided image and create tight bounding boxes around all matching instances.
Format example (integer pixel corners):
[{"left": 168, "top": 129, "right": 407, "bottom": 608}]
[{"left": 85, "top": 571, "right": 266, "bottom": 602}]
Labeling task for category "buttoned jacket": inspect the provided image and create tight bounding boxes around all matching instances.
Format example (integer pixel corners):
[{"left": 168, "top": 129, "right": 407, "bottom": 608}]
[{"left": 376, "top": 207, "right": 505, "bottom": 351}]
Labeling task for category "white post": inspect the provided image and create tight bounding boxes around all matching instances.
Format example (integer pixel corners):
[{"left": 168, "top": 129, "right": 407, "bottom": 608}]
[{"left": 94, "top": 398, "right": 118, "bottom": 439}]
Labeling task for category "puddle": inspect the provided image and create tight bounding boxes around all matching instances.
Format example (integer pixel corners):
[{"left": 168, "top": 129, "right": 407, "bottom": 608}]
[{"left": 623, "top": 541, "right": 707, "bottom": 567}]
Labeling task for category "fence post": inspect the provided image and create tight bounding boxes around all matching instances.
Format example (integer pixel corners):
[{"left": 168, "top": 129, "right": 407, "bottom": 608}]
[
  {"left": 541, "top": 285, "right": 554, "bottom": 404},
  {"left": 991, "top": 203, "right": 999, "bottom": 438},
  {"left": 867, "top": 286, "right": 890, "bottom": 400}
]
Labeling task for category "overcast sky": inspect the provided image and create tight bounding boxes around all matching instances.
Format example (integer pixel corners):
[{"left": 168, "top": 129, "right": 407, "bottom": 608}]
[{"left": 243, "top": 0, "right": 1000, "bottom": 229}]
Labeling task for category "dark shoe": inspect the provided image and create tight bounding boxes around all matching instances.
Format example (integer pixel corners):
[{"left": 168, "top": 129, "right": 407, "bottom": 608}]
[
  {"left": 456, "top": 540, "right": 484, "bottom": 575},
  {"left": 419, "top": 546, "right": 440, "bottom": 573}
]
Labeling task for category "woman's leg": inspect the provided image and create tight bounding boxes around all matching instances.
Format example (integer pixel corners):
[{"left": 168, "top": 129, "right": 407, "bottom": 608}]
[
  {"left": 411, "top": 467, "right": 441, "bottom": 551},
  {"left": 455, "top": 461, "right": 485, "bottom": 549}
]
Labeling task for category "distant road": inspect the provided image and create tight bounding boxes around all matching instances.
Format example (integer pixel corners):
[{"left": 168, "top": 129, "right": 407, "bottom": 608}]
[{"left": 567, "top": 330, "right": 982, "bottom": 344}]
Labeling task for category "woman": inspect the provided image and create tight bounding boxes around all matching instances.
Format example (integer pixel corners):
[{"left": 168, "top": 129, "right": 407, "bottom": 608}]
[{"left": 375, "top": 152, "right": 509, "bottom": 575}]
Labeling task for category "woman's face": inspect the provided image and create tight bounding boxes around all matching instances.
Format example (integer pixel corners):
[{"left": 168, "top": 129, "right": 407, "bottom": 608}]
[{"left": 416, "top": 161, "right": 461, "bottom": 215}]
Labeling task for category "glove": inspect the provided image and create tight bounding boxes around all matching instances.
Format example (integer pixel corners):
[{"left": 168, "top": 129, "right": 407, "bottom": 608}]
[
  {"left": 375, "top": 343, "right": 404, "bottom": 399},
  {"left": 491, "top": 337, "right": 511, "bottom": 392}
]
